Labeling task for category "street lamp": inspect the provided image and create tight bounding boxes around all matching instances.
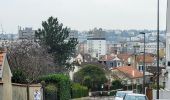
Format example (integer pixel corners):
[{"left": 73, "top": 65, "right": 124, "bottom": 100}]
[{"left": 140, "top": 32, "right": 146, "bottom": 94}]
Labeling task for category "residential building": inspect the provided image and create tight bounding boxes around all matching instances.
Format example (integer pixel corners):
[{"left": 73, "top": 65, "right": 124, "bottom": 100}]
[
  {"left": 87, "top": 37, "right": 106, "bottom": 59},
  {"left": 138, "top": 42, "right": 165, "bottom": 54},
  {"left": 106, "top": 42, "right": 124, "bottom": 54},
  {"left": 0, "top": 51, "right": 12, "bottom": 100},
  {"left": 166, "top": 0, "right": 170, "bottom": 90},
  {"left": 18, "top": 27, "right": 35, "bottom": 39},
  {"left": 111, "top": 66, "right": 143, "bottom": 90},
  {"left": 99, "top": 54, "right": 123, "bottom": 68},
  {"left": 77, "top": 41, "right": 88, "bottom": 54},
  {"left": 117, "top": 53, "right": 132, "bottom": 66}
]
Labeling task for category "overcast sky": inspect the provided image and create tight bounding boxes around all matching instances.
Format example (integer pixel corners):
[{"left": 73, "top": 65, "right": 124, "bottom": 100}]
[{"left": 0, "top": 0, "right": 167, "bottom": 33}]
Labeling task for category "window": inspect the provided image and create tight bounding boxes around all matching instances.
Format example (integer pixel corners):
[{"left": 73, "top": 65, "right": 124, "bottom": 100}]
[
  {"left": 168, "top": 61, "right": 170, "bottom": 66},
  {"left": 117, "top": 62, "right": 120, "bottom": 66}
]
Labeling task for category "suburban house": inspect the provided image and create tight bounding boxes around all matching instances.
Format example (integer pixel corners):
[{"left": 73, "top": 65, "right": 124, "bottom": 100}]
[
  {"left": 117, "top": 53, "right": 132, "bottom": 66},
  {"left": 99, "top": 54, "right": 123, "bottom": 68},
  {"left": 111, "top": 66, "right": 143, "bottom": 89},
  {"left": 69, "top": 53, "right": 98, "bottom": 80},
  {"left": 0, "top": 51, "right": 12, "bottom": 100},
  {"left": 136, "top": 54, "right": 155, "bottom": 71},
  {"left": 74, "top": 53, "right": 98, "bottom": 63}
]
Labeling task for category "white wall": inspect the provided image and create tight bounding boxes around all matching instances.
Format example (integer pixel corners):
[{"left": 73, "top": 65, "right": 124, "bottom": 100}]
[{"left": 166, "top": 0, "right": 170, "bottom": 90}]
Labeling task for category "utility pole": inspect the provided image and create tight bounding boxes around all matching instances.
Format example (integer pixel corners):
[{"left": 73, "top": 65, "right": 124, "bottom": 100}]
[{"left": 157, "top": 0, "right": 160, "bottom": 99}]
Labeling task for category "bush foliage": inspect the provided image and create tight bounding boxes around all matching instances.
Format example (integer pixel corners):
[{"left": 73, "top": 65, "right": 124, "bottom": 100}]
[
  {"left": 45, "top": 84, "right": 58, "bottom": 100},
  {"left": 12, "top": 69, "right": 27, "bottom": 84},
  {"left": 111, "top": 80, "right": 123, "bottom": 90},
  {"left": 74, "top": 64, "right": 107, "bottom": 91},
  {"left": 39, "top": 74, "right": 71, "bottom": 100},
  {"left": 71, "top": 83, "right": 88, "bottom": 98}
]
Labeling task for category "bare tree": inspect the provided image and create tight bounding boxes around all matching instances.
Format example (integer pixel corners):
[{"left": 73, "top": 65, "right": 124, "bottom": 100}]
[{"left": 7, "top": 40, "right": 55, "bottom": 83}]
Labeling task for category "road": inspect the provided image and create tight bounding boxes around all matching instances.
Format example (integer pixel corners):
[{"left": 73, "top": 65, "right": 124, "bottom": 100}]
[{"left": 72, "top": 96, "right": 115, "bottom": 100}]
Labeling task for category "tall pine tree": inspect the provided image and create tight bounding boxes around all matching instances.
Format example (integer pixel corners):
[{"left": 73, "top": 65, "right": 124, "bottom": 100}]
[{"left": 35, "top": 16, "right": 78, "bottom": 72}]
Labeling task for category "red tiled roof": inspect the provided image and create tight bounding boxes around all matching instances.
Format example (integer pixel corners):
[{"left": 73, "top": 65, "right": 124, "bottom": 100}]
[
  {"left": 112, "top": 66, "right": 143, "bottom": 79},
  {"left": 0, "top": 53, "right": 3, "bottom": 65},
  {"left": 100, "top": 54, "right": 114, "bottom": 61},
  {"left": 117, "top": 53, "right": 131, "bottom": 61},
  {"left": 136, "top": 55, "right": 154, "bottom": 63},
  {"left": 0, "top": 52, "right": 4, "bottom": 78}
]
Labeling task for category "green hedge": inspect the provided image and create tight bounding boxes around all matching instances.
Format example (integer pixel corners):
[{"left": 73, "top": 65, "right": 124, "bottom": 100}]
[
  {"left": 71, "top": 83, "right": 88, "bottom": 98},
  {"left": 151, "top": 83, "right": 164, "bottom": 89},
  {"left": 39, "top": 74, "right": 71, "bottom": 100},
  {"left": 45, "top": 84, "right": 58, "bottom": 100}
]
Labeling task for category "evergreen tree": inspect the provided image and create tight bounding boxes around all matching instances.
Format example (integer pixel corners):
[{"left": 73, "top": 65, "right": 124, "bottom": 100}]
[{"left": 35, "top": 16, "right": 78, "bottom": 71}]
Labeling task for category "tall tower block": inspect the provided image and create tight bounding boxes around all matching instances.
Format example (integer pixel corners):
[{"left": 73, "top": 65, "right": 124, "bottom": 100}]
[{"left": 166, "top": 0, "right": 170, "bottom": 90}]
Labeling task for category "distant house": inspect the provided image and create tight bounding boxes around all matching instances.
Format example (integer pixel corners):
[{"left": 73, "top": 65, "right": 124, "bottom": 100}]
[
  {"left": 136, "top": 54, "right": 155, "bottom": 72},
  {"left": 111, "top": 66, "right": 143, "bottom": 85},
  {"left": 74, "top": 53, "right": 98, "bottom": 63},
  {"left": 69, "top": 53, "right": 98, "bottom": 80},
  {"left": 117, "top": 53, "right": 132, "bottom": 66},
  {"left": 0, "top": 51, "right": 12, "bottom": 100},
  {"left": 99, "top": 54, "right": 123, "bottom": 68}
]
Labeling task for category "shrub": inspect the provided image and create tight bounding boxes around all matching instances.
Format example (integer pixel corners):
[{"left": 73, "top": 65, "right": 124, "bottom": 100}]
[
  {"left": 151, "top": 83, "right": 164, "bottom": 89},
  {"left": 110, "top": 91, "right": 116, "bottom": 96},
  {"left": 39, "top": 74, "right": 71, "bottom": 100},
  {"left": 111, "top": 80, "right": 123, "bottom": 90},
  {"left": 74, "top": 64, "right": 107, "bottom": 91},
  {"left": 45, "top": 84, "right": 57, "bottom": 93},
  {"left": 71, "top": 83, "right": 88, "bottom": 98},
  {"left": 45, "top": 84, "right": 58, "bottom": 100},
  {"left": 12, "top": 69, "right": 27, "bottom": 84}
]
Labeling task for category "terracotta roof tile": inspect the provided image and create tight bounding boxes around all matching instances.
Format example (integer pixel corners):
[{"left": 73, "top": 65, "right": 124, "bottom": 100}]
[
  {"left": 136, "top": 55, "right": 154, "bottom": 63},
  {"left": 112, "top": 66, "right": 143, "bottom": 79},
  {"left": 100, "top": 54, "right": 114, "bottom": 61},
  {"left": 117, "top": 53, "right": 131, "bottom": 61},
  {"left": 0, "top": 53, "right": 4, "bottom": 78}
]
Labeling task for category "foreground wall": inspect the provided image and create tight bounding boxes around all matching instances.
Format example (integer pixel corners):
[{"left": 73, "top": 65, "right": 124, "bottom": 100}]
[
  {"left": 153, "top": 89, "right": 170, "bottom": 99},
  {"left": 12, "top": 83, "right": 42, "bottom": 100}
]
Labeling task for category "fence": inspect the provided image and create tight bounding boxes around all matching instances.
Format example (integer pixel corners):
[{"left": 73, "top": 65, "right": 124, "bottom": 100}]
[{"left": 12, "top": 83, "right": 42, "bottom": 100}]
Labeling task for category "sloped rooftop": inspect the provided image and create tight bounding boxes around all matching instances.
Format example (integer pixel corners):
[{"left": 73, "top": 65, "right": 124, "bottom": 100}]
[
  {"left": 136, "top": 54, "right": 154, "bottom": 63},
  {"left": 112, "top": 66, "right": 143, "bottom": 79}
]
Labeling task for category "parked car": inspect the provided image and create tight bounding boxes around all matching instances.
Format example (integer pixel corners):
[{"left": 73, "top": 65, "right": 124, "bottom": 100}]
[
  {"left": 115, "top": 91, "right": 133, "bottom": 100},
  {"left": 153, "top": 99, "right": 169, "bottom": 100},
  {"left": 123, "top": 93, "right": 148, "bottom": 100}
]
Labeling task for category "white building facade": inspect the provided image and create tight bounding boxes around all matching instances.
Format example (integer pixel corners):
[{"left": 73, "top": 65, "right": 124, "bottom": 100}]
[
  {"left": 87, "top": 38, "right": 106, "bottom": 59},
  {"left": 166, "top": 0, "right": 170, "bottom": 90}
]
